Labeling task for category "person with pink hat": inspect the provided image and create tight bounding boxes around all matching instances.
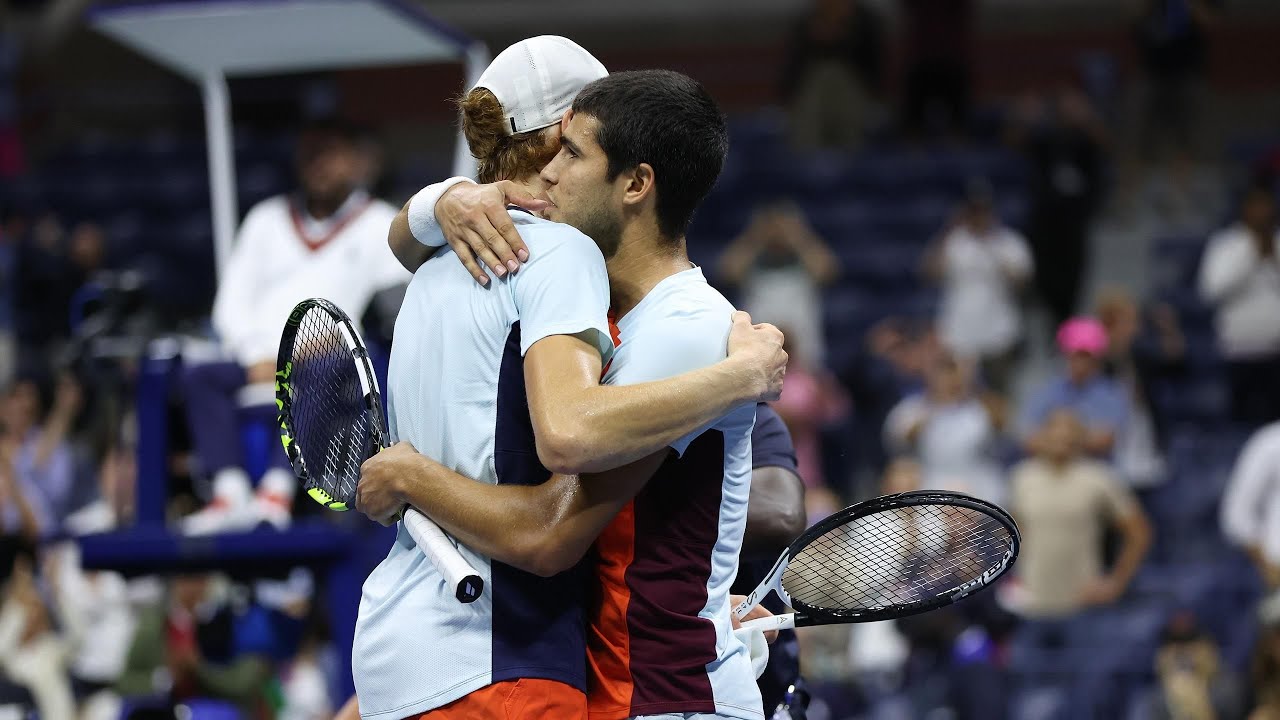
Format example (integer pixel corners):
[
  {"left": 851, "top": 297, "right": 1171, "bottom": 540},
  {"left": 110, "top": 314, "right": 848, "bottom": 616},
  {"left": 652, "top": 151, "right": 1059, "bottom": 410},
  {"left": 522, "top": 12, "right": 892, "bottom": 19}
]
[{"left": 1017, "top": 315, "right": 1131, "bottom": 460}]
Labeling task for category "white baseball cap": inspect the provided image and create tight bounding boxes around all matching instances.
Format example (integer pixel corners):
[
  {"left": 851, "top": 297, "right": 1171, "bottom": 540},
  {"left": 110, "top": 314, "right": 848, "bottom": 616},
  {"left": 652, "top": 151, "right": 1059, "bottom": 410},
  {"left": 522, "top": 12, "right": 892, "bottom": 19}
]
[{"left": 473, "top": 36, "right": 608, "bottom": 136}]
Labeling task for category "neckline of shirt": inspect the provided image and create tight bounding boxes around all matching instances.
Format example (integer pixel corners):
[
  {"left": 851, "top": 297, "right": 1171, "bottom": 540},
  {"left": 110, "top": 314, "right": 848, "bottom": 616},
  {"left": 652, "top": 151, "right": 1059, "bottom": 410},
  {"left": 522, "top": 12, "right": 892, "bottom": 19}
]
[
  {"left": 288, "top": 190, "right": 373, "bottom": 252},
  {"left": 614, "top": 265, "right": 704, "bottom": 329}
]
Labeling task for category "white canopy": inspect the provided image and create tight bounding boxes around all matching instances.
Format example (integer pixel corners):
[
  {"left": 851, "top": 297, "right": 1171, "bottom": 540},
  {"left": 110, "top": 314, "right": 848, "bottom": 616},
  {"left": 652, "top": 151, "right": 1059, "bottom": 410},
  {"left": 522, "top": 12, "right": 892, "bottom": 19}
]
[{"left": 90, "top": 0, "right": 486, "bottom": 274}]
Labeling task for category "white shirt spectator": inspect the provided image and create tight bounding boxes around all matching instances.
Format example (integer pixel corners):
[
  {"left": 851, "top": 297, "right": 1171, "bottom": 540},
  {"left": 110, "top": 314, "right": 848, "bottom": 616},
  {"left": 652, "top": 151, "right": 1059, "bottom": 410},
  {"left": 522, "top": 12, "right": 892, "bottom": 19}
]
[
  {"left": 48, "top": 542, "right": 134, "bottom": 688},
  {"left": 1221, "top": 421, "right": 1280, "bottom": 566},
  {"left": 0, "top": 580, "right": 74, "bottom": 720},
  {"left": 937, "top": 224, "right": 1033, "bottom": 360},
  {"left": 741, "top": 263, "right": 825, "bottom": 366},
  {"left": 885, "top": 393, "right": 1005, "bottom": 505},
  {"left": 1197, "top": 224, "right": 1280, "bottom": 359},
  {"left": 211, "top": 190, "right": 408, "bottom": 366}
]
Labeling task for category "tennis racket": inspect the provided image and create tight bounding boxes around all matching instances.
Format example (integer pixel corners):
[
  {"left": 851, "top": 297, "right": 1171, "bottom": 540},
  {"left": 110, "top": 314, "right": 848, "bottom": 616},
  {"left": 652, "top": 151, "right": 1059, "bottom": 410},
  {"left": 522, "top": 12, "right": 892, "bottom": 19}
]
[
  {"left": 275, "top": 298, "right": 483, "bottom": 603},
  {"left": 735, "top": 490, "right": 1018, "bottom": 631}
]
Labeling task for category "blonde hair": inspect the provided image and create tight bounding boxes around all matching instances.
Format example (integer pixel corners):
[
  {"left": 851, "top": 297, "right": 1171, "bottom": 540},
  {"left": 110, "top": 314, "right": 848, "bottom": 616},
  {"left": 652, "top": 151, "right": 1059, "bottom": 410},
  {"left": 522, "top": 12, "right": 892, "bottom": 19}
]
[{"left": 459, "top": 88, "right": 559, "bottom": 183}]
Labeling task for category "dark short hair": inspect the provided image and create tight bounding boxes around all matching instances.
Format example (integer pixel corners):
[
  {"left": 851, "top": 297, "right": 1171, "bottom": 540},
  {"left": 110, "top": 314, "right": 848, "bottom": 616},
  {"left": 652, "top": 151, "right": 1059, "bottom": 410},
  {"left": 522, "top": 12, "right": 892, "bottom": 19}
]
[
  {"left": 295, "top": 117, "right": 360, "bottom": 162},
  {"left": 1243, "top": 176, "right": 1277, "bottom": 204},
  {"left": 571, "top": 69, "right": 728, "bottom": 239}
]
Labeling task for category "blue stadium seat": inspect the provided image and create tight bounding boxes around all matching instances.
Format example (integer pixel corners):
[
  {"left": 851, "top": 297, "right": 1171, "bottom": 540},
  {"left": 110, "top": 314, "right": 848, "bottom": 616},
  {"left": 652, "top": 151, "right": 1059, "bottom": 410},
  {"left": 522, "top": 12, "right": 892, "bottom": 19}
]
[
  {"left": 148, "top": 167, "right": 209, "bottom": 213},
  {"left": 1155, "top": 376, "right": 1228, "bottom": 424},
  {"left": 104, "top": 210, "right": 146, "bottom": 266},
  {"left": 727, "top": 110, "right": 787, "bottom": 148},
  {"left": 181, "top": 698, "right": 244, "bottom": 719},
  {"left": 238, "top": 162, "right": 288, "bottom": 209},
  {"left": 1150, "top": 235, "right": 1207, "bottom": 293},
  {"left": 137, "top": 129, "right": 204, "bottom": 169}
]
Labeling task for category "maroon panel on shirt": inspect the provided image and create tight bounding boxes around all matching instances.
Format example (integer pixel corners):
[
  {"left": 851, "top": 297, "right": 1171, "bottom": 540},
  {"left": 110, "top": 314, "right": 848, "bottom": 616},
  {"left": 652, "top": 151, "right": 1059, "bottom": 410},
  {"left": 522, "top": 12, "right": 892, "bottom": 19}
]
[{"left": 624, "top": 431, "right": 727, "bottom": 715}]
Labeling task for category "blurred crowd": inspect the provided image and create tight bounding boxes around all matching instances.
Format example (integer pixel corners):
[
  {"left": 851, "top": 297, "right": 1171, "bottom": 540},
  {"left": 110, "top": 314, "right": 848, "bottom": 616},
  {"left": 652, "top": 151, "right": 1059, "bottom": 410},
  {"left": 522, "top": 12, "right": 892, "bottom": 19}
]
[
  {"left": 0, "top": 121, "right": 386, "bottom": 718},
  {"left": 736, "top": 1, "right": 1278, "bottom": 718},
  {"left": 0, "top": 0, "right": 1278, "bottom": 718}
]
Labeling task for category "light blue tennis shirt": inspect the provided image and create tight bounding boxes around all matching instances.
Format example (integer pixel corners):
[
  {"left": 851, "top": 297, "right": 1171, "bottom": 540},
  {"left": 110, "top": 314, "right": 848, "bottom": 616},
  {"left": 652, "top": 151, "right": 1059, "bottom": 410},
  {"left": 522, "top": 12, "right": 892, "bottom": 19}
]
[{"left": 352, "top": 210, "right": 613, "bottom": 719}]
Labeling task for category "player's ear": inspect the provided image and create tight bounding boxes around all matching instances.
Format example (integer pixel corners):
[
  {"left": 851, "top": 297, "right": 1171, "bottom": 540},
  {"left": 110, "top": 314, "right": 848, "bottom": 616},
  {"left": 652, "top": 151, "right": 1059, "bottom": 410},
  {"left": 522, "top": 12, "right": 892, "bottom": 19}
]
[{"left": 621, "top": 162, "right": 655, "bottom": 208}]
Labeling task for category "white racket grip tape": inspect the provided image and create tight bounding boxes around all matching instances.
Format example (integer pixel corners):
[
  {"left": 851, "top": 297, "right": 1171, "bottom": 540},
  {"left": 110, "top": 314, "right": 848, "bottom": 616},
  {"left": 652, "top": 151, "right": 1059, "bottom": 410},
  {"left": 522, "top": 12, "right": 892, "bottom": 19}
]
[
  {"left": 740, "top": 613, "right": 797, "bottom": 632},
  {"left": 402, "top": 508, "right": 484, "bottom": 603}
]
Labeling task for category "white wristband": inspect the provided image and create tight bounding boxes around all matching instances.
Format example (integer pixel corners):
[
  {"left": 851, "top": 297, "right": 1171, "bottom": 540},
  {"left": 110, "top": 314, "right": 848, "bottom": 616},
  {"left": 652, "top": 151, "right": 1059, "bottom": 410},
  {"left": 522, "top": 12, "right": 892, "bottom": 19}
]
[{"left": 407, "top": 176, "right": 474, "bottom": 247}]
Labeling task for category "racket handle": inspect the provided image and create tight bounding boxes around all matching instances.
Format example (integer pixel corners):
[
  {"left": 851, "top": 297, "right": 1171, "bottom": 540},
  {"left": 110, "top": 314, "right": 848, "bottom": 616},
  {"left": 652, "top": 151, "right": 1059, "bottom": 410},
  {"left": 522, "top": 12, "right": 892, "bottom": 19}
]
[
  {"left": 740, "top": 613, "right": 797, "bottom": 632},
  {"left": 402, "top": 508, "right": 484, "bottom": 604}
]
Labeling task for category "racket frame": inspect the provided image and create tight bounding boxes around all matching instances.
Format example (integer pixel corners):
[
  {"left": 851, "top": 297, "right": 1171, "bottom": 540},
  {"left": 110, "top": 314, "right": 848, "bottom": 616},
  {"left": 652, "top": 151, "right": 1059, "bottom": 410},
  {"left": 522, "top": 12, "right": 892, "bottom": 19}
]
[
  {"left": 275, "top": 298, "right": 484, "bottom": 604},
  {"left": 275, "top": 298, "right": 386, "bottom": 511},
  {"left": 735, "top": 490, "right": 1020, "bottom": 629}
]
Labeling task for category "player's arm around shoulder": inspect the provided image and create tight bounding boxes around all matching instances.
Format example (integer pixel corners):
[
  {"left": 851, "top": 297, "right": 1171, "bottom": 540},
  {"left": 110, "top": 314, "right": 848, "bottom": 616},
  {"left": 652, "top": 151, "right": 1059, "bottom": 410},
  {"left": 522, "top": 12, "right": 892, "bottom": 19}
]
[
  {"left": 390, "top": 178, "right": 544, "bottom": 281},
  {"left": 524, "top": 308, "right": 787, "bottom": 475},
  {"left": 356, "top": 441, "right": 662, "bottom": 578}
]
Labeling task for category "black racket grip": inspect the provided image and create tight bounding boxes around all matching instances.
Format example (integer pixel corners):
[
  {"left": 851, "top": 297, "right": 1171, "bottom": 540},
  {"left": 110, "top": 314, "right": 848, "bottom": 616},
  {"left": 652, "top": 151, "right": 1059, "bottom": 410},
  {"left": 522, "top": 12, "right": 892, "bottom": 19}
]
[{"left": 456, "top": 575, "right": 484, "bottom": 603}]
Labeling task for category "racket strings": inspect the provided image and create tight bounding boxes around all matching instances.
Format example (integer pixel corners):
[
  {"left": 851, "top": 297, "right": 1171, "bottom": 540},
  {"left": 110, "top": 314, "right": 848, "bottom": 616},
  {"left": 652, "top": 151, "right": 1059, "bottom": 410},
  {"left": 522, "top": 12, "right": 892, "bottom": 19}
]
[
  {"left": 284, "top": 308, "right": 376, "bottom": 504},
  {"left": 782, "top": 504, "right": 1014, "bottom": 615}
]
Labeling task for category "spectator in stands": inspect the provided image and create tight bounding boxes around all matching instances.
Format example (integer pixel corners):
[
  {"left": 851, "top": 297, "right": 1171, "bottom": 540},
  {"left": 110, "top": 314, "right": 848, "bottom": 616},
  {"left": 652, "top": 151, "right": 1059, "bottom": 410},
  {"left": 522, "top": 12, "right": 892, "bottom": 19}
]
[
  {"left": 1008, "top": 88, "right": 1108, "bottom": 327},
  {"left": 1146, "top": 610, "right": 1243, "bottom": 720},
  {"left": 900, "top": 0, "right": 975, "bottom": 139},
  {"left": 840, "top": 319, "right": 941, "bottom": 486},
  {"left": 0, "top": 211, "right": 15, "bottom": 389},
  {"left": 279, "top": 618, "right": 333, "bottom": 720},
  {"left": 780, "top": 0, "right": 885, "bottom": 150},
  {"left": 1251, "top": 597, "right": 1280, "bottom": 720},
  {"left": 884, "top": 351, "right": 1007, "bottom": 505},
  {"left": 46, "top": 540, "right": 135, "bottom": 720},
  {"left": 63, "top": 439, "right": 135, "bottom": 535},
  {"left": 1198, "top": 181, "right": 1280, "bottom": 425},
  {"left": 0, "top": 548, "right": 75, "bottom": 719},
  {"left": 12, "top": 217, "right": 108, "bottom": 369},
  {"left": 1097, "top": 288, "right": 1187, "bottom": 490},
  {"left": 770, "top": 330, "right": 848, "bottom": 515},
  {"left": 0, "top": 438, "right": 39, "bottom": 546},
  {"left": 182, "top": 120, "right": 409, "bottom": 535},
  {"left": 253, "top": 568, "right": 332, "bottom": 720},
  {"left": 803, "top": 459, "right": 921, "bottom": 707},
  {"left": 117, "top": 574, "right": 275, "bottom": 716},
  {"left": 1133, "top": 0, "right": 1220, "bottom": 189},
  {"left": 1018, "top": 316, "right": 1130, "bottom": 462},
  {"left": 0, "top": 25, "right": 21, "bottom": 181},
  {"left": 1009, "top": 409, "right": 1151, "bottom": 620},
  {"left": 0, "top": 374, "right": 82, "bottom": 537},
  {"left": 1220, "top": 420, "right": 1280, "bottom": 588},
  {"left": 924, "top": 179, "right": 1033, "bottom": 393},
  {"left": 13, "top": 213, "right": 75, "bottom": 365},
  {"left": 719, "top": 199, "right": 839, "bottom": 367}
]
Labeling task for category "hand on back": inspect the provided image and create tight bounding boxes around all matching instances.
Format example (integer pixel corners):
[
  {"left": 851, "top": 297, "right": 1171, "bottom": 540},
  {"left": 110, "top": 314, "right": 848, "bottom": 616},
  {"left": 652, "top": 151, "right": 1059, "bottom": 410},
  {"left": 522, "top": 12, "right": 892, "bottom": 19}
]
[{"left": 437, "top": 181, "right": 547, "bottom": 285}]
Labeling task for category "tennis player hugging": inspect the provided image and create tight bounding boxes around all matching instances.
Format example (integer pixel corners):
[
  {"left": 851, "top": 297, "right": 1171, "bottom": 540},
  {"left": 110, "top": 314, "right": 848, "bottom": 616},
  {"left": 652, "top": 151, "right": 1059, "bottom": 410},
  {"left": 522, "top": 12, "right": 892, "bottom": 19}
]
[{"left": 338, "top": 37, "right": 801, "bottom": 720}]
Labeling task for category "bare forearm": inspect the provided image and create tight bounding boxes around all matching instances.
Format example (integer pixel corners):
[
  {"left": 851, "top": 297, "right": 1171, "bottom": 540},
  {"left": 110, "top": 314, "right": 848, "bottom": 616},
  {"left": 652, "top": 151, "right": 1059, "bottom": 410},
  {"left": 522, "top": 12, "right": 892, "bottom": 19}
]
[
  {"left": 389, "top": 201, "right": 434, "bottom": 273},
  {"left": 395, "top": 457, "right": 564, "bottom": 571},
  {"left": 395, "top": 456, "right": 626, "bottom": 577},
  {"left": 34, "top": 418, "right": 71, "bottom": 469},
  {"left": 335, "top": 696, "right": 361, "bottom": 720},
  {"left": 1109, "top": 515, "right": 1152, "bottom": 590},
  {"left": 718, "top": 245, "right": 757, "bottom": 285},
  {"left": 1084, "top": 430, "right": 1116, "bottom": 456},
  {"left": 797, "top": 241, "right": 839, "bottom": 285},
  {"left": 742, "top": 467, "right": 806, "bottom": 554},
  {"left": 564, "top": 360, "right": 759, "bottom": 474},
  {"left": 2, "top": 471, "right": 41, "bottom": 541},
  {"left": 389, "top": 449, "right": 658, "bottom": 577}
]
